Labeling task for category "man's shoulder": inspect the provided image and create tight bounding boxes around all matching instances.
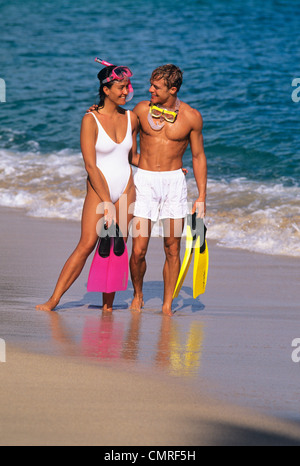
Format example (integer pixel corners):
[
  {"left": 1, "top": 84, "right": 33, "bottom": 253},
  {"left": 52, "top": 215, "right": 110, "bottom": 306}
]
[
  {"left": 180, "top": 101, "right": 202, "bottom": 117},
  {"left": 180, "top": 101, "right": 203, "bottom": 128},
  {"left": 133, "top": 100, "right": 150, "bottom": 115},
  {"left": 136, "top": 100, "right": 150, "bottom": 106}
]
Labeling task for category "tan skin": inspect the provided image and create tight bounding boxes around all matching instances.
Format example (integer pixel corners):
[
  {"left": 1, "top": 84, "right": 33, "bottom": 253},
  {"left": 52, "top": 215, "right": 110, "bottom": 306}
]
[
  {"left": 130, "top": 77, "right": 207, "bottom": 316},
  {"left": 36, "top": 79, "right": 139, "bottom": 312}
]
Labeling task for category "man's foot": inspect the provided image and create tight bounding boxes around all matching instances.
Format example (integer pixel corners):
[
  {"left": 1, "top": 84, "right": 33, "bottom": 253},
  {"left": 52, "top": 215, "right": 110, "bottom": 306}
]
[
  {"left": 130, "top": 295, "right": 144, "bottom": 312},
  {"left": 162, "top": 304, "right": 173, "bottom": 317},
  {"left": 36, "top": 297, "right": 59, "bottom": 312}
]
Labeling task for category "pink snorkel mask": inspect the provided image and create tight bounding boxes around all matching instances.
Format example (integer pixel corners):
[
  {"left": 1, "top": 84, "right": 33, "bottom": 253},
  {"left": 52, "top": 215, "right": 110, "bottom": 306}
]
[{"left": 95, "top": 58, "right": 134, "bottom": 102}]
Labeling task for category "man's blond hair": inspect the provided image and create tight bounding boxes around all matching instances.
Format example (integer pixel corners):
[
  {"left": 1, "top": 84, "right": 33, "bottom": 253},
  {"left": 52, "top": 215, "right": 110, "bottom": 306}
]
[{"left": 151, "top": 64, "right": 183, "bottom": 91}]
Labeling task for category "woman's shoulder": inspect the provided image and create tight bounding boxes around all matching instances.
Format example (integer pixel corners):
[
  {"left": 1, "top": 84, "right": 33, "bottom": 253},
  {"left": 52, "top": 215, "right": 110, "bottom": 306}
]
[
  {"left": 127, "top": 109, "right": 137, "bottom": 118},
  {"left": 128, "top": 109, "right": 138, "bottom": 128},
  {"left": 82, "top": 110, "right": 98, "bottom": 124},
  {"left": 81, "top": 111, "right": 99, "bottom": 134}
]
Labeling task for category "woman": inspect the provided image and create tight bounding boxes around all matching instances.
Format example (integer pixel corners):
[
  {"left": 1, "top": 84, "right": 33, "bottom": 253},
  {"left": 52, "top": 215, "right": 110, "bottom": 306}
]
[{"left": 36, "top": 64, "right": 138, "bottom": 312}]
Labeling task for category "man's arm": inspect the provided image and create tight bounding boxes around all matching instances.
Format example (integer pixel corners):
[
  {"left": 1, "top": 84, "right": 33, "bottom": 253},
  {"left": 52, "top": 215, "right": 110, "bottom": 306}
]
[{"left": 189, "top": 109, "right": 207, "bottom": 218}]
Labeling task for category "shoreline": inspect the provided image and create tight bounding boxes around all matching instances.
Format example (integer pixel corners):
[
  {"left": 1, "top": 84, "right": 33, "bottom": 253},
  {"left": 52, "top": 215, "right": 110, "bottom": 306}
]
[
  {"left": 1, "top": 205, "right": 300, "bottom": 445},
  {"left": 1, "top": 203, "right": 300, "bottom": 260}
]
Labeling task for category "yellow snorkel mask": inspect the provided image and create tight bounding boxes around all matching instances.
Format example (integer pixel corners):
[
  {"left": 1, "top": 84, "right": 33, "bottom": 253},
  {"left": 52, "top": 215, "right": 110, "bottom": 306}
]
[
  {"left": 148, "top": 98, "right": 181, "bottom": 131},
  {"left": 149, "top": 104, "right": 178, "bottom": 123}
]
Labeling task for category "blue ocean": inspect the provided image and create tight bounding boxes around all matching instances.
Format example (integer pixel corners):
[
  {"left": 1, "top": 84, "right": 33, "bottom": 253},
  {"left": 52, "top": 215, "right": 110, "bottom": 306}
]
[{"left": 1, "top": 0, "right": 300, "bottom": 256}]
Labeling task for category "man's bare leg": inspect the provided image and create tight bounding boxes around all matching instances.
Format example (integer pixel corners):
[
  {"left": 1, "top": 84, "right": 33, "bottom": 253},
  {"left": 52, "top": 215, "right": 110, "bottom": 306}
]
[
  {"left": 130, "top": 218, "right": 152, "bottom": 311},
  {"left": 162, "top": 218, "right": 184, "bottom": 316}
]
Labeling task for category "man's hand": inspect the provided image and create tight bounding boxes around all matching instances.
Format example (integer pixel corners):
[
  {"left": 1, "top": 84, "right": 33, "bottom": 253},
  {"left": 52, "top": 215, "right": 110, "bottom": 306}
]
[
  {"left": 182, "top": 168, "right": 189, "bottom": 176},
  {"left": 192, "top": 199, "right": 206, "bottom": 219},
  {"left": 87, "top": 104, "right": 98, "bottom": 113}
]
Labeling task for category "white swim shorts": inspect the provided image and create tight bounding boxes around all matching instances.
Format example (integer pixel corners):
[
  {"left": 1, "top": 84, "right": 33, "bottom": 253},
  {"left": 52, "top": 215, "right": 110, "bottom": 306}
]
[{"left": 133, "top": 168, "right": 188, "bottom": 221}]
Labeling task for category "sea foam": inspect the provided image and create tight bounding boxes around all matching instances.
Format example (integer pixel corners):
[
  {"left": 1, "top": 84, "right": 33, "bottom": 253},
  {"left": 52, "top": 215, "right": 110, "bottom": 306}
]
[{"left": 1, "top": 149, "right": 300, "bottom": 257}]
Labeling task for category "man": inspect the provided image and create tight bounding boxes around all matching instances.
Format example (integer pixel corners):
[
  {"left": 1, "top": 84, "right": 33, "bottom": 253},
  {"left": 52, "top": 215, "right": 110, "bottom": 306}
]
[{"left": 130, "top": 64, "right": 207, "bottom": 316}]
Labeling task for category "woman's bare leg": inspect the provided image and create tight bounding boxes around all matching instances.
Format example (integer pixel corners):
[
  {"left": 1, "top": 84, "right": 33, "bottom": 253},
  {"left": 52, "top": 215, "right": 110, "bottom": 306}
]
[
  {"left": 36, "top": 180, "right": 102, "bottom": 311},
  {"left": 102, "top": 177, "right": 136, "bottom": 312}
]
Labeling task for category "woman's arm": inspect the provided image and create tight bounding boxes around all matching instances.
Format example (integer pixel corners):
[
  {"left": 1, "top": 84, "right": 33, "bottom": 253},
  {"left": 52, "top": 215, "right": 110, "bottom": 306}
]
[
  {"left": 128, "top": 111, "right": 140, "bottom": 167},
  {"left": 80, "top": 114, "right": 115, "bottom": 226},
  {"left": 80, "top": 114, "right": 111, "bottom": 202}
]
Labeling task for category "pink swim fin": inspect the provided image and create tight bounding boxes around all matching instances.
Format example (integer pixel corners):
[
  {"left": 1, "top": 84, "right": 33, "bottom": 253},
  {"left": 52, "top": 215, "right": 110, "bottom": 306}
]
[{"left": 87, "top": 223, "right": 128, "bottom": 293}]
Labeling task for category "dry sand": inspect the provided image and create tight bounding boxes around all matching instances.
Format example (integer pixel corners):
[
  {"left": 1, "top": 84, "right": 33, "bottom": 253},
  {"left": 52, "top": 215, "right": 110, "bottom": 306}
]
[
  {"left": 0, "top": 206, "right": 300, "bottom": 446},
  {"left": 1, "top": 345, "right": 300, "bottom": 446}
]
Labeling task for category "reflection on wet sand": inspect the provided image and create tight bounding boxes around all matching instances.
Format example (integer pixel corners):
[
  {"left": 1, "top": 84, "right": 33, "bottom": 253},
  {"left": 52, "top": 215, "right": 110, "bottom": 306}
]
[
  {"left": 156, "top": 319, "right": 204, "bottom": 377},
  {"left": 121, "top": 311, "right": 142, "bottom": 361},
  {"left": 45, "top": 311, "right": 204, "bottom": 377},
  {"left": 82, "top": 314, "right": 124, "bottom": 360},
  {"left": 48, "top": 311, "right": 80, "bottom": 357},
  {"left": 157, "top": 318, "right": 204, "bottom": 377}
]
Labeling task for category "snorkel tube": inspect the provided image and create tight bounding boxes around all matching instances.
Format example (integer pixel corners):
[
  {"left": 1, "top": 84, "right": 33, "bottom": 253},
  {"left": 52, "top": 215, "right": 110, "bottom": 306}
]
[{"left": 95, "top": 58, "right": 134, "bottom": 102}]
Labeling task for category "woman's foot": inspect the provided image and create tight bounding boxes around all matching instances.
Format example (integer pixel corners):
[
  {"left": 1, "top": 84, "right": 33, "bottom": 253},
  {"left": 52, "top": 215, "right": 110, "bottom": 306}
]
[
  {"left": 36, "top": 297, "right": 59, "bottom": 312},
  {"left": 102, "top": 292, "right": 115, "bottom": 313},
  {"left": 102, "top": 304, "right": 113, "bottom": 313}
]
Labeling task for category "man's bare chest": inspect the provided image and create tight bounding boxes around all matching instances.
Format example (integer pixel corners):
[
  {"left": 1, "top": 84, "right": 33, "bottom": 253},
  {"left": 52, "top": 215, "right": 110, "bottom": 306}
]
[{"left": 140, "top": 114, "right": 191, "bottom": 142}]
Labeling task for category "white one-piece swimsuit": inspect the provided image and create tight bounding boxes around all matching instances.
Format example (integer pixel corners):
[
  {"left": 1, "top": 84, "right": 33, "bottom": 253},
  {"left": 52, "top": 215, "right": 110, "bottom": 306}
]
[{"left": 88, "top": 111, "right": 132, "bottom": 203}]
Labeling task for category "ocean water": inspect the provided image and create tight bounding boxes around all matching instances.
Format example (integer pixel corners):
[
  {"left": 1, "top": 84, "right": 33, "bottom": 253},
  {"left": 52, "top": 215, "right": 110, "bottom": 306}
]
[{"left": 0, "top": 0, "right": 300, "bottom": 256}]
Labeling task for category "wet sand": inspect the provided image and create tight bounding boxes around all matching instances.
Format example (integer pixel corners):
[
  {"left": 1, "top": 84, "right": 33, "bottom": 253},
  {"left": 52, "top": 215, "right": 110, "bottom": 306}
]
[{"left": 0, "top": 206, "right": 300, "bottom": 446}]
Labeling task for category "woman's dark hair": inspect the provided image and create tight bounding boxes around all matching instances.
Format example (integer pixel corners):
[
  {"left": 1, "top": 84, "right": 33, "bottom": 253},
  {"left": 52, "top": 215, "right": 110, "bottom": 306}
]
[{"left": 97, "top": 65, "right": 116, "bottom": 109}]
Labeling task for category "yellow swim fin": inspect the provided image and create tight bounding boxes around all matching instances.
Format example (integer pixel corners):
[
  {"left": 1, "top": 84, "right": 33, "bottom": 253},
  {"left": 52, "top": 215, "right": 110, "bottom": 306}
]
[
  {"left": 193, "top": 220, "right": 209, "bottom": 298},
  {"left": 173, "top": 214, "right": 196, "bottom": 299}
]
